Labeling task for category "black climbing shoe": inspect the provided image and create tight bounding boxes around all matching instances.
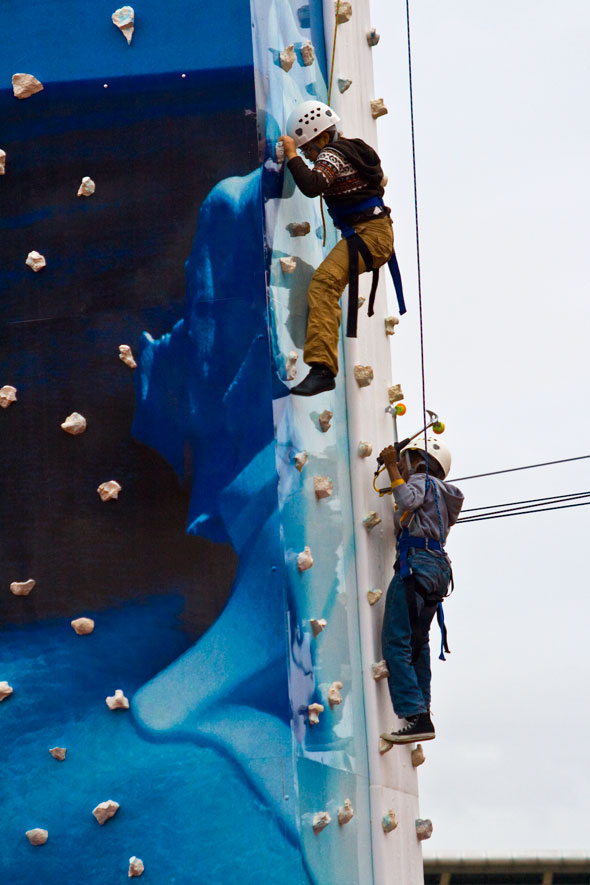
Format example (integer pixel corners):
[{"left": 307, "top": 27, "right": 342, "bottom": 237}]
[
  {"left": 290, "top": 363, "right": 335, "bottom": 397},
  {"left": 380, "top": 712, "right": 435, "bottom": 745}
]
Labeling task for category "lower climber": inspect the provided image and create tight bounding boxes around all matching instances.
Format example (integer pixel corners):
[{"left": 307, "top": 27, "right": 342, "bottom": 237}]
[
  {"left": 378, "top": 435, "right": 464, "bottom": 743},
  {"left": 278, "top": 100, "right": 405, "bottom": 397}
]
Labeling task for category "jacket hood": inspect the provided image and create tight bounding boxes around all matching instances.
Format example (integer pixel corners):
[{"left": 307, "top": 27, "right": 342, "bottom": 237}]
[
  {"left": 435, "top": 477, "right": 464, "bottom": 526},
  {"left": 329, "top": 137, "right": 385, "bottom": 192}
]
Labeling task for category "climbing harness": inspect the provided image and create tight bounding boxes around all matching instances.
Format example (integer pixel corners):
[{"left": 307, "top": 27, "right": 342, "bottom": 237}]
[{"left": 327, "top": 197, "right": 406, "bottom": 338}]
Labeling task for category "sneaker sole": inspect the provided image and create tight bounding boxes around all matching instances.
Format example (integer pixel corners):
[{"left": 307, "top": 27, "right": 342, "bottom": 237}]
[{"left": 380, "top": 731, "right": 436, "bottom": 745}]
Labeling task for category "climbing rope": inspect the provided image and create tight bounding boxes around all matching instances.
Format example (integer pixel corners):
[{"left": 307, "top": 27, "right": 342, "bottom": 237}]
[{"left": 320, "top": 0, "right": 341, "bottom": 247}]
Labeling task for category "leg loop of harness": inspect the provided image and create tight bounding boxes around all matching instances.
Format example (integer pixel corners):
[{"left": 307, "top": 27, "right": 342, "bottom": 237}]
[{"left": 345, "top": 233, "right": 374, "bottom": 338}]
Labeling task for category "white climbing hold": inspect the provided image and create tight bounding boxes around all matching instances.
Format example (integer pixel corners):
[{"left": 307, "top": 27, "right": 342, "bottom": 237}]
[
  {"left": 416, "top": 818, "right": 433, "bottom": 841},
  {"left": 280, "top": 256, "right": 297, "bottom": 274},
  {"left": 357, "top": 441, "right": 372, "bottom": 458},
  {"left": 287, "top": 221, "right": 310, "bottom": 237},
  {"left": 0, "top": 150, "right": 5, "bottom": 174},
  {"left": 384, "top": 316, "right": 399, "bottom": 336},
  {"left": 307, "top": 702, "right": 324, "bottom": 725},
  {"left": 128, "top": 856, "right": 145, "bottom": 877},
  {"left": 370, "top": 98, "right": 388, "bottom": 119},
  {"left": 61, "top": 412, "right": 87, "bottom": 435},
  {"left": 118, "top": 345, "right": 137, "bottom": 368},
  {"left": 411, "top": 744, "right": 426, "bottom": 767},
  {"left": 313, "top": 475, "right": 333, "bottom": 499},
  {"left": 10, "top": 579, "right": 35, "bottom": 597},
  {"left": 92, "top": 799, "right": 120, "bottom": 825},
  {"left": 327, "top": 681, "right": 343, "bottom": 707},
  {"left": 0, "top": 385, "right": 17, "bottom": 408},
  {"left": 309, "top": 618, "right": 326, "bottom": 637},
  {"left": 363, "top": 511, "right": 382, "bottom": 530},
  {"left": 49, "top": 747, "right": 67, "bottom": 761},
  {"left": 335, "top": 1, "right": 352, "bottom": 23},
  {"left": 26, "top": 828, "right": 48, "bottom": 845},
  {"left": 357, "top": 295, "right": 366, "bottom": 309},
  {"left": 388, "top": 384, "right": 404, "bottom": 404},
  {"left": 97, "top": 480, "right": 122, "bottom": 501},
  {"left": 26, "top": 251, "right": 46, "bottom": 272},
  {"left": 286, "top": 351, "right": 298, "bottom": 381},
  {"left": 312, "top": 810, "right": 331, "bottom": 833},
  {"left": 381, "top": 174, "right": 389, "bottom": 188},
  {"left": 112, "top": 6, "right": 135, "bottom": 44},
  {"left": 12, "top": 73, "right": 44, "bottom": 100},
  {"left": 354, "top": 365, "right": 374, "bottom": 388},
  {"left": 279, "top": 44, "right": 296, "bottom": 72},
  {"left": 77, "top": 176, "right": 96, "bottom": 197},
  {"left": 337, "top": 77, "right": 352, "bottom": 94},
  {"left": 319, "top": 410, "right": 333, "bottom": 432},
  {"left": 105, "top": 689, "right": 129, "bottom": 711},
  {"left": 297, "top": 546, "right": 314, "bottom": 572},
  {"left": 378, "top": 737, "right": 393, "bottom": 755},
  {"left": 367, "top": 588, "right": 382, "bottom": 606},
  {"left": 301, "top": 40, "right": 315, "bottom": 66},
  {"left": 382, "top": 810, "right": 398, "bottom": 833},
  {"left": 71, "top": 617, "right": 95, "bottom": 635},
  {"left": 337, "top": 798, "right": 354, "bottom": 825},
  {"left": 367, "top": 28, "right": 381, "bottom": 46},
  {"left": 294, "top": 451, "right": 308, "bottom": 472},
  {"left": 372, "top": 660, "right": 390, "bottom": 681},
  {"left": 0, "top": 682, "right": 14, "bottom": 701}
]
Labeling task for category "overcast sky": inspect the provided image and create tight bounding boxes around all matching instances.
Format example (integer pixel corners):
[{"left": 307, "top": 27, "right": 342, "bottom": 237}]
[{"left": 371, "top": 0, "right": 590, "bottom": 857}]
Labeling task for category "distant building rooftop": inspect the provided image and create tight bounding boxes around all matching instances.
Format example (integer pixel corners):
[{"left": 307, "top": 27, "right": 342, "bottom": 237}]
[{"left": 424, "top": 856, "right": 590, "bottom": 884}]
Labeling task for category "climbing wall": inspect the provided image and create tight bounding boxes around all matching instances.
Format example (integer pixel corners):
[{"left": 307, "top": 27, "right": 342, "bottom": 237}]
[{"left": 1, "top": 0, "right": 424, "bottom": 882}]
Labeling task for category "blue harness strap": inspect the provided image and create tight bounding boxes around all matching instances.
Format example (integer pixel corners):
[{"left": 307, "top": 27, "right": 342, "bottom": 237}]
[{"left": 397, "top": 526, "right": 449, "bottom": 662}]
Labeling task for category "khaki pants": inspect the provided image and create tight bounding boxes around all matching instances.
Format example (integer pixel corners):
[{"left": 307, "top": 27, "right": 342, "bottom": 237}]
[{"left": 304, "top": 216, "right": 394, "bottom": 377}]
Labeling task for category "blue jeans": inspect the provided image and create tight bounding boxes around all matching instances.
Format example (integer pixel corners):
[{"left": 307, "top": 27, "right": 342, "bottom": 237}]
[{"left": 381, "top": 551, "right": 451, "bottom": 720}]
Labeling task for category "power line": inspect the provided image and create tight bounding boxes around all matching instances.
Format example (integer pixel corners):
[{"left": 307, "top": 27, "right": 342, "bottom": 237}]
[
  {"left": 461, "top": 490, "right": 590, "bottom": 513},
  {"left": 458, "top": 500, "right": 590, "bottom": 524},
  {"left": 450, "top": 455, "right": 590, "bottom": 483}
]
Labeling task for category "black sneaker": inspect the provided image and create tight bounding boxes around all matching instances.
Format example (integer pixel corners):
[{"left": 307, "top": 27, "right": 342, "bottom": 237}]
[
  {"left": 290, "top": 363, "right": 335, "bottom": 397},
  {"left": 380, "top": 712, "right": 435, "bottom": 744}
]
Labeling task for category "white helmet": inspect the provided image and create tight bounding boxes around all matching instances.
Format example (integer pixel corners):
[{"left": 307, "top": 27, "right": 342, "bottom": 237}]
[
  {"left": 400, "top": 435, "right": 452, "bottom": 478},
  {"left": 286, "top": 101, "right": 341, "bottom": 148}
]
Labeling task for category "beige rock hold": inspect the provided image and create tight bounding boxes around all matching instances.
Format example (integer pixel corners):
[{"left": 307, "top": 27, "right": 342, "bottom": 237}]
[
  {"left": 105, "top": 689, "right": 129, "bottom": 710},
  {"left": 128, "top": 856, "right": 145, "bottom": 877},
  {"left": 307, "top": 702, "right": 324, "bottom": 725},
  {"left": 12, "top": 73, "right": 44, "bottom": 100},
  {"left": 372, "top": 659, "right": 390, "bottom": 681},
  {"left": 279, "top": 44, "right": 296, "bottom": 72},
  {"left": 297, "top": 546, "right": 314, "bottom": 572},
  {"left": 337, "top": 77, "right": 352, "bottom": 94},
  {"left": 367, "top": 27, "right": 381, "bottom": 46},
  {"left": 367, "top": 588, "right": 382, "bottom": 606},
  {"left": 388, "top": 384, "right": 404, "bottom": 404},
  {"left": 319, "top": 410, "right": 333, "bottom": 432},
  {"left": 97, "top": 480, "right": 122, "bottom": 501},
  {"left": 10, "top": 579, "right": 35, "bottom": 597},
  {"left": 354, "top": 365, "right": 374, "bottom": 388},
  {"left": 61, "top": 412, "right": 87, "bottom": 435},
  {"left": 382, "top": 810, "right": 398, "bottom": 833},
  {"left": 0, "top": 149, "right": 5, "bottom": 174},
  {"left": 309, "top": 618, "right": 326, "bottom": 637},
  {"left": 313, "top": 475, "right": 333, "bottom": 499},
  {"left": 26, "top": 251, "right": 46, "bottom": 272},
  {"left": 337, "top": 798, "right": 354, "bottom": 825},
  {"left": 280, "top": 256, "right": 297, "bottom": 274},
  {"left": 26, "top": 828, "right": 48, "bottom": 845},
  {"left": 412, "top": 744, "right": 426, "bottom": 767},
  {"left": 112, "top": 6, "right": 135, "bottom": 44},
  {"left": 370, "top": 98, "right": 388, "bottom": 119},
  {"left": 0, "top": 681, "right": 14, "bottom": 701},
  {"left": 357, "top": 294, "right": 366, "bottom": 309},
  {"left": 363, "top": 511, "right": 382, "bottom": 530},
  {"left": 384, "top": 316, "right": 399, "bottom": 336},
  {"left": 327, "top": 681, "right": 343, "bottom": 707},
  {"left": 335, "top": 1, "right": 352, "bottom": 23},
  {"left": 286, "top": 221, "right": 310, "bottom": 237},
  {"left": 118, "top": 345, "right": 137, "bottom": 368},
  {"left": 312, "top": 810, "right": 331, "bottom": 833},
  {"left": 71, "top": 617, "right": 95, "bottom": 635},
  {"left": 286, "top": 351, "right": 298, "bottom": 381},
  {"left": 378, "top": 737, "right": 393, "bottom": 755},
  {"left": 49, "top": 747, "right": 67, "bottom": 761},
  {"left": 0, "top": 385, "right": 17, "bottom": 408},
  {"left": 381, "top": 174, "right": 389, "bottom": 188},
  {"left": 357, "top": 441, "right": 372, "bottom": 458},
  {"left": 294, "top": 451, "right": 308, "bottom": 472},
  {"left": 301, "top": 41, "right": 315, "bottom": 66},
  {"left": 92, "top": 799, "right": 120, "bottom": 825},
  {"left": 77, "top": 176, "right": 96, "bottom": 197},
  {"left": 416, "top": 818, "right": 433, "bottom": 840}
]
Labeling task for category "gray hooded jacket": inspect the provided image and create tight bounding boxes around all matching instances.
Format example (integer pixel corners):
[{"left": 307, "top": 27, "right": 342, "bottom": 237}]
[{"left": 392, "top": 474, "right": 464, "bottom": 544}]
